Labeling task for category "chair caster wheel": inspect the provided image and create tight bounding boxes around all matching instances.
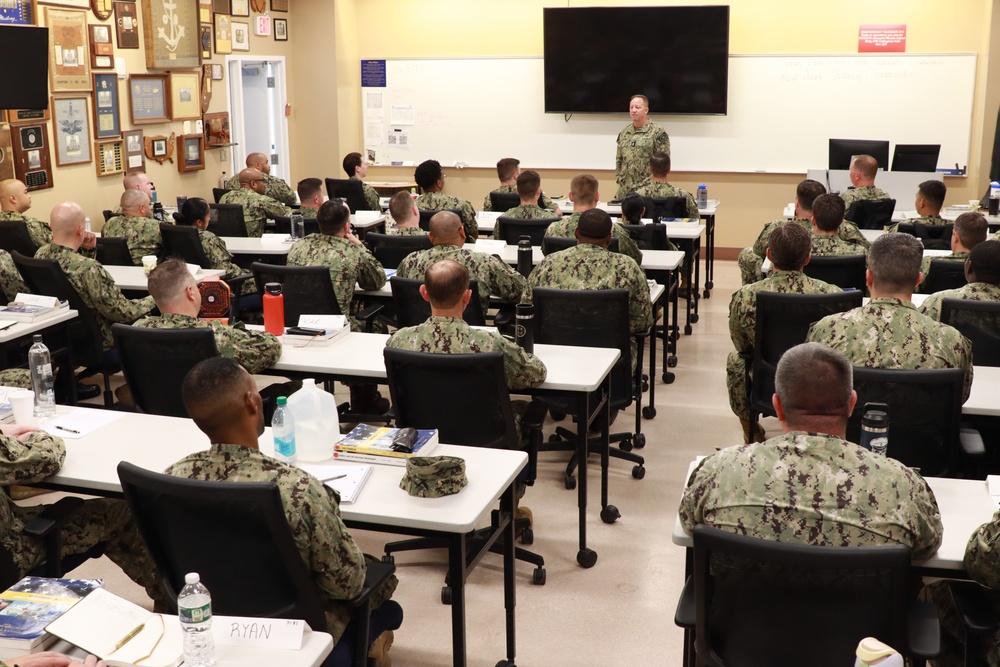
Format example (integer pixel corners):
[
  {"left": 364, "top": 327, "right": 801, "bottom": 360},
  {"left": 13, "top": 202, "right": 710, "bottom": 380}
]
[
  {"left": 520, "top": 527, "right": 534, "bottom": 545},
  {"left": 548, "top": 433, "right": 561, "bottom": 443},
  {"left": 691, "top": 314, "right": 700, "bottom": 324},
  {"left": 703, "top": 289, "right": 711, "bottom": 298},
  {"left": 549, "top": 409, "right": 566, "bottom": 421},
  {"left": 684, "top": 325, "right": 693, "bottom": 335},
  {"left": 707, "top": 280, "right": 714, "bottom": 289},
  {"left": 381, "top": 554, "right": 394, "bottom": 564},
  {"left": 642, "top": 406, "right": 657, "bottom": 419},
  {"left": 619, "top": 438, "right": 633, "bottom": 453},
  {"left": 668, "top": 356, "right": 678, "bottom": 368},
  {"left": 564, "top": 474, "right": 576, "bottom": 490},
  {"left": 532, "top": 567, "right": 546, "bottom": 585},
  {"left": 441, "top": 586, "right": 453, "bottom": 605},
  {"left": 642, "top": 380, "right": 649, "bottom": 392},
  {"left": 634, "top": 433, "right": 646, "bottom": 448},
  {"left": 600, "top": 505, "right": 620, "bottom": 524},
  {"left": 577, "top": 548, "right": 598, "bottom": 568},
  {"left": 662, "top": 372, "right": 675, "bottom": 384},
  {"left": 496, "top": 660, "right": 516, "bottom": 667},
  {"left": 632, "top": 465, "right": 646, "bottom": 480}
]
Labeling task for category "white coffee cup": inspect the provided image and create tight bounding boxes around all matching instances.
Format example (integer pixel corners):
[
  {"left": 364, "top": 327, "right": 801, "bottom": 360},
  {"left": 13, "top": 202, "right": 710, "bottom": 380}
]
[
  {"left": 142, "top": 255, "right": 157, "bottom": 274},
  {"left": 9, "top": 390, "right": 34, "bottom": 426}
]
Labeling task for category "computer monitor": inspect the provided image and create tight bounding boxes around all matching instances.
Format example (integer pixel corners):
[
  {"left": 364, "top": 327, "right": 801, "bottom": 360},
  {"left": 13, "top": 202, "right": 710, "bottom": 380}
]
[
  {"left": 828, "top": 139, "right": 890, "bottom": 171},
  {"left": 891, "top": 144, "right": 941, "bottom": 172}
]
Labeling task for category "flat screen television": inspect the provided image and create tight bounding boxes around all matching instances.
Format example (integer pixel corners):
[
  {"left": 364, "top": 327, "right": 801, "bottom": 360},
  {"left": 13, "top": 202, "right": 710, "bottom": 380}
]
[
  {"left": 543, "top": 6, "right": 730, "bottom": 115},
  {"left": 0, "top": 26, "right": 49, "bottom": 110},
  {"left": 828, "top": 138, "right": 890, "bottom": 171},
  {"left": 891, "top": 144, "right": 940, "bottom": 172}
]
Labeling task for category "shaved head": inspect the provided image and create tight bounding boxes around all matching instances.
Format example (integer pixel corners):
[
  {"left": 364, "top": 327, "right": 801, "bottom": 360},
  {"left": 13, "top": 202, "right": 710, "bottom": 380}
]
[
  {"left": 428, "top": 211, "right": 463, "bottom": 246},
  {"left": 50, "top": 202, "right": 85, "bottom": 237},
  {"left": 245, "top": 152, "right": 266, "bottom": 167},
  {"left": 238, "top": 168, "right": 262, "bottom": 185},
  {"left": 182, "top": 357, "right": 264, "bottom": 440},
  {"left": 123, "top": 172, "right": 152, "bottom": 199},
  {"left": 120, "top": 189, "right": 150, "bottom": 216},
  {"left": 0, "top": 179, "right": 30, "bottom": 213}
]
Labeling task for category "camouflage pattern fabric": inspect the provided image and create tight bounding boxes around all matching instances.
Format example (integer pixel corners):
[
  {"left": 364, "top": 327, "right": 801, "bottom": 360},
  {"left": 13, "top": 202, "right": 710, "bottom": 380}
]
[
  {"left": 198, "top": 230, "right": 256, "bottom": 295},
  {"left": 678, "top": 431, "right": 943, "bottom": 559},
  {"left": 400, "top": 456, "right": 467, "bottom": 498},
  {"left": 35, "top": 243, "right": 155, "bottom": 350},
  {"left": 918, "top": 251, "right": 968, "bottom": 292},
  {"left": 350, "top": 176, "right": 381, "bottom": 211},
  {"left": 0, "top": 211, "right": 50, "bottom": 249},
  {"left": 739, "top": 217, "right": 869, "bottom": 286},
  {"left": 991, "top": 230, "right": 1000, "bottom": 243},
  {"left": 483, "top": 185, "right": 558, "bottom": 213},
  {"left": 501, "top": 204, "right": 555, "bottom": 220},
  {"left": 615, "top": 120, "right": 670, "bottom": 199},
  {"left": 920, "top": 579, "right": 999, "bottom": 667},
  {"left": 919, "top": 281, "right": 1000, "bottom": 321},
  {"left": 165, "top": 442, "right": 395, "bottom": 642},
  {"left": 219, "top": 189, "right": 292, "bottom": 238},
  {"left": 0, "top": 369, "right": 30, "bottom": 388},
  {"left": 955, "top": 510, "right": 1000, "bottom": 666},
  {"left": 226, "top": 173, "right": 297, "bottom": 206},
  {"left": 806, "top": 297, "right": 973, "bottom": 402},
  {"left": 132, "top": 312, "right": 279, "bottom": 374},
  {"left": 885, "top": 213, "right": 949, "bottom": 233},
  {"left": 0, "top": 250, "right": 27, "bottom": 302},
  {"left": 285, "top": 234, "right": 386, "bottom": 332},
  {"left": 840, "top": 185, "right": 890, "bottom": 208},
  {"left": 811, "top": 233, "right": 861, "bottom": 256},
  {"left": 415, "top": 192, "right": 478, "bottom": 240},
  {"left": 297, "top": 206, "right": 319, "bottom": 219},
  {"left": 103, "top": 214, "right": 163, "bottom": 265},
  {"left": 726, "top": 271, "right": 841, "bottom": 418},
  {"left": 388, "top": 227, "right": 427, "bottom": 237},
  {"left": 736, "top": 247, "right": 767, "bottom": 287},
  {"left": 636, "top": 181, "right": 700, "bottom": 218},
  {"left": 544, "top": 211, "right": 643, "bottom": 264},
  {"left": 396, "top": 244, "right": 525, "bottom": 312}
]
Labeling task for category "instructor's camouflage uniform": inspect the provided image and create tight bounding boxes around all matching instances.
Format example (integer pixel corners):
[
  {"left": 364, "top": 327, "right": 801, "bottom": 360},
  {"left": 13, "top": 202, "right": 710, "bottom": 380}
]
[{"left": 615, "top": 120, "right": 669, "bottom": 199}]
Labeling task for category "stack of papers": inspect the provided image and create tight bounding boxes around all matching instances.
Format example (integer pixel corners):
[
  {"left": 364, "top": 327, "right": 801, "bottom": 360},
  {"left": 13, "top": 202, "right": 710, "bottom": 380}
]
[
  {"left": 299, "top": 463, "right": 373, "bottom": 504},
  {"left": 988, "top": 475, "right": 1000, "bottom": 508},
  {"left": 39, "top": 409, "right": 125, "bottom": 439}
]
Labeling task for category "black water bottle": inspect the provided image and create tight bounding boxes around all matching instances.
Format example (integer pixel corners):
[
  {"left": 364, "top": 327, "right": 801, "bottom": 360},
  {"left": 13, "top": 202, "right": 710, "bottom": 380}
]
[
  {"left": 517, "top": 235, "right": 532, "bottom": 277},
  {"left": 515, "top": 303, "right": 534, "bottom": 353},
  {"left": 860, "top": 402, "right": 889, "bottom": 456}
]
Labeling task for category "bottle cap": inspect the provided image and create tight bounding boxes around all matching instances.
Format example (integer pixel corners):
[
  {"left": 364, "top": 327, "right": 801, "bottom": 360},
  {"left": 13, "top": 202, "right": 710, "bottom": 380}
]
[
  {"left": 184, "top": 572, "right": 200, "bottom": 584},
  {"left": 32, "top": 334, "right": 42, "bottom": 343},
  {"left": 276, "top": 396, "right": 287, "bottom": 405},
  {"left": 264, "top": 282, "right": 282, "bottom": 295},
  {"left": 861, "top": 409, "right": 888, "bottom": 428},
  {"left": 699, "top": 183, "right": 706, "bottom": 188}
]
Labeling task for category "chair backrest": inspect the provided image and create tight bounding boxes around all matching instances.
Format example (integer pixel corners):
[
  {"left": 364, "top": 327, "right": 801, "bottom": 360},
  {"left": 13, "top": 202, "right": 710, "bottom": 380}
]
[
  {"left": 896, "top": 222, "right": 954, "bottom": 251},
  {"left": 847, "top": 367, "right": 964, "bottom": 476},
  {"left": 540, "top": 236, "right": 620, "bottom": 256},
  {"left": 208, "top": 203, "right": 248, "bottom": 237},
  {"left": 802, "top": 254, "right": 867, "bottom": 292},
  {"left": 12, "top": 251, "right": 109, "bottom": 367},
  {"left": 212, "top": 187, "right": 231, "bottom": 204},
  {"left": 102, "top": 209, "right": 114, "bottom": 223},
  {"left": 116, "top": 462, "right": 329, "bottom": 630},
  {"left": 531, "top": 287, "right": 633, "bottom": 409},
  {"left": 112, "top": 324, "right": 218, "bottom": 417},
  {"left": 692, "top": 524, "right": 911, "bottom": 667},
  {"left": 365, "top": 232, "right": 433, "bottom": 269},
  {"left": 417, "top": 208, "right": 463, "bottom": 232},
  {"left": 271, "top": 215, "right": 319, "bottom": 237},
  {"left": 940, "top": 298, "right": 1000, "bottom": 366},
  {"left": 94, "top": 237, "right": 134, "bottom": 266},
  {"left": 389, "top": 276, "right": 486, "bottom": 327},
  {"left": 922, "top": 259, "right": 967, "bottom": 294},
  {"left": 619, "top": 223, "right": 670, "bottom": 251},
  {"left": 845, "top": 198, "right": 896, "bottom": 230},
  {"left": 0, "top": 220, "right": 39, "bottom": 257},
  {"left": 749, "top": 291, "right": 864, "bottom": 418},
  {"left": 324, "top": 178, "right": 372, "bottom": 212},
  {"left": 383, "top": 347, "right": 518, "bottom": 449},
  {"left": 159, "top": 224, "right": 212, "bottom": 268},
  {"left": 494, "top": 216, "right": 559, "bottom": 246},
  {"left": 648, "top": 196, "right": 689, "bottom": 221},
  {"left": 251, "top": 262, "right": 341, "bottom": 325},
  {"left": 488, "top": 191, "right": 522, "bottom": 213}
]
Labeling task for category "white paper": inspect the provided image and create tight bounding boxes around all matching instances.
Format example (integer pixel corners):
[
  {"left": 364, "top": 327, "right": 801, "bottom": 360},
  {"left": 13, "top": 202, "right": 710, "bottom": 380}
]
[
  {"left": 365, "top": 121, "right": 383, "bottom": 145},
  {"left": 476, "top": 211, "right": 502, "bottom": 224},
  {"left": 40, "top": 409, "right": 126, "bottom": 439},
  {"left": 353, "top": 210, "right": 382, "bottom": 224},
  {"left": 128, "top": 155, "right": 143, "bottom": 168},
  {"left": 114, "top": 57, "right": 127, "bottom": 80},
  {"left": 14, "top": 293, "right": 59, "bottom": 308},
  {"left": 297, "top": 314, "right": 348, "bottom": 330},
  {"left": 474, "top": 239, "right": 508, "bottom": 253},
  {"left": 299, "top": 463, "right": 372, "bottom": 504},
  {"left": 390, "top": 104, "right": 414, "bottom": 125},
  {"left": 212, "top": 615, "right": 304, "bottom": 650},
  {"left": 364, "top": 91, "right": 384, "bottom": 117}
]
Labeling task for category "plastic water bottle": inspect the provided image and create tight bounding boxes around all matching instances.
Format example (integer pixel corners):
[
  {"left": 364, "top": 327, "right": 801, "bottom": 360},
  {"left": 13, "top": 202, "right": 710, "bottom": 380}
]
[
  {"left": 84, "top": 216, "right": 91, "bottom": 233},
  {"left": 287, "top": 378, "right": 340, "bottom": 461},
  {"left": 219, "top": 171, "right": 228, "bottom": 189},
  {"left": 178, "top": 572, "right": 216, "bottom": 667},
  {"left": 28, "top": 335, "right": 55, "bottom": 418},
  {"left": 990, "top": 181, "right": 1000, "bottom": 216},
  {"left": 290, "top": 212, "right": 305, "bottom": 240},
  {"left": 860, "top": 402, "right": 888, "bottom": 456},
  {"left": 696, "top": 184, "right": 708, "bottom": 209},
  {"left": 272, "top": 396, "right": 296, "bottom": 464},
  {"left": 262, "top": 282, "right": 285, "bottom": 336},
  {"left": 150, "top": 183, "right": 158, "bottom": 203}
]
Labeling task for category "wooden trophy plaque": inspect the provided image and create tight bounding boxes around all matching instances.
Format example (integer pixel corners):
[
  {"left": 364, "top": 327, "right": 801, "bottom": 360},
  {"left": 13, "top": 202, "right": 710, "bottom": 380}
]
[{"left": 10, "top": 123, "right": 54, "bottom": 191}]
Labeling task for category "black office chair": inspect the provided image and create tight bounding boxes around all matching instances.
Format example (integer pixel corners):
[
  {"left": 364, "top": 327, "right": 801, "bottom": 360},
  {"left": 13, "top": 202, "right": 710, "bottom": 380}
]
[
  {"left": 488, "top": 191, "right": 522, "bottom": 213},
  {"left": 13, "top": 251, "right": 121, "bottom": 407},
  {"left": 117, "top": 462, "right": 398, "bottom": 667},
  {"left": 540, "top": 236, "right": 620, "bottom": 256},
  {"left": 674, "top": 525, "right": 939, "bottom": 667},
  {"left": 846, "top": 198, "right": 896, "bottom": 230},
  {"left": 648, "top": 196, "right": 690, "bottom": 221},
  {"left": 620, "top": 222, "right": 671, "bottom": 251},
  {"left": 272, "top": 215, "right": 319, "bottom": 237},
  {"left": 922, "top": 259, "right": 967, "bottom": 294},
  {"left": 381, "top": 348, "right": 546, "bottom": 596},
  {"left": 94, "top": 237, "right": 134, "bottom": 266},
  {"left": 208, "top": 203, "right": 248, "bottom": 237},
  {"left": 531, "top": 287, "right": 647, "bottom": 488},
  {"left": 847, "top": 367, "right": 979, "bottom": 478},
  {"left": 743, "top": 291, "right": 863, "bottom": 442},
  {"left": 940, "top": 298, "right": 1000, "bottom": 366},
  {"left": 112, "top": 324, "right": 218, "bottom": 417},
  {"left": 102, "top": 210, "right": 114, "bottom": 223},
  {"left": 417, "top": 208, "right": 462, "bottom": 232},
  {"left": 364, "top": 232, "right": 432, "bottom": 270},
  {"left": 494, "top": 216, "right": 558, "bottom": 246},
  {"left": 896, "top": 222, "right": 954, "bottom": 251},
  {"left": 211, "top": 187, "right": 231, "bottom": 204},
  {"left": 389, "top": 276, "right": 486, "bottom": 327},
  {"left": 0, "top": 220, "right": 40, "bottom": 257},
  {"left": 325, "top": 178, "right": 373, "bottom": 213},
  {"left": 802, "top": 254, "right": 868, "bottom": 291},
  {"left": 158, "top": 224, "right": 253, "bottom": 318},
  {"left": 945, "top": 580, "right": 1000, "bottom": 667}
]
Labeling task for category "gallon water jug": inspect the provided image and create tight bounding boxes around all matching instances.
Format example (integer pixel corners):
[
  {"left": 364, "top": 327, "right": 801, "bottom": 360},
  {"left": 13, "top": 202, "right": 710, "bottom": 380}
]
[{"left": 286, "top": 378, "right": 340, "bottom": 461}]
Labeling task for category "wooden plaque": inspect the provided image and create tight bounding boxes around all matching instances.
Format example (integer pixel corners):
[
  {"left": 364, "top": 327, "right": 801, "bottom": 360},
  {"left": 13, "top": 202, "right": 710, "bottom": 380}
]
[
  {"left": 0, "top": 125, "right": 14, "bottom": 181},
  {"left": 114, "top": 0, "right": 139, "bottom": 48},
  {"left": 10, "top": 123, "right": 54, "bottom": 191},
  {"left": 95, "top": 138, "right": 124, "bottom": 176}
]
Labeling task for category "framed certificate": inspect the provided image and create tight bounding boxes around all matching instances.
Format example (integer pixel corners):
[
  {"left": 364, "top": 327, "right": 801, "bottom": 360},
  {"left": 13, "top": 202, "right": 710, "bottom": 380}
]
[
  {"left": 213, "top": 12, "right": 231, "bottom": 54},
  {"left": 142, "top": 0, "right": 201, "bottom": 68},
  {"left": 89, "top": 23, "right": 113, "bottom": 68},
  {"left": 122, "top": 128, "right": 144, "bottom": 171},
  {"left": 46, "top": 7, "right": 91, "bottom": 91},
  {"left": 52, "top": 95, "right": 92, "bottom": 166},
  {"left": 0, "top": 0, "right": 37, "bottom": 25},
  {"left": 230, "top": 0, "right": 247, "bottom": 16},
  {"left": 177, "top": 133, "right": 204, "bottom": 172},
  {"left": 231, "top": 19, "right": 248, "bottom": 51},
  {"left": 92, "top": 72, "right": 120, "bottom": 138},
  {"left": 128, "top": 73, "right": 171, "bottom": 124},
  {"left": 169, "top": 71, "right": 200, "bottom": 121}
]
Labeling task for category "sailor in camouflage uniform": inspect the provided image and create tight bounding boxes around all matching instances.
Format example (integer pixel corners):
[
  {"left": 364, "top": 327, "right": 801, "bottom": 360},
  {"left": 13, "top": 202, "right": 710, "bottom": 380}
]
[
  {"left": 680, "top": 342, "right": 943, "bottom": 558},
  {"left": 807, "top": 233, "right": 973, "bottom": 402},
  {"left": 108, "top": 171, "right": 156, "bottom": 218},
  {"left": 917, "top": 211, "right": 986, "bottom": 292},
  {"left": 166, "top": 358, "right": 401, "bottom": 657},
  {"left": 0, "top": 179, "right": 97, "bottom": 256},
  {"left": 286, "top": 199, "right": 386, "bottom": 332},
  {"left": 36, "top": 203, "right": 154, "bottom": 350},
  {"left": 524, "top": 209, "right": 652, "bottom": 370},
  {"left": 414, "top": 160, "right": 478, "bottom": 241},
  {"left": 295, "top": 177, "right": 325, "bottom": 220},
  {"left": 615, "top": 95, "right": 670, "bottom": 199},
  {"left": 102, "top": 190, "right": 164, "bottom": 265},
  {"left": 225, "top": 152, "right": 297, "bottom": 206},
  {"left": 342, "top": 152, "right": 381, "bottom": 211},
  {"left": 171, "top": 198, "right": 256, "bottom": 296},
  {"left": 386, "top": 191, "right": 427, "bottom": 236},
  {"left": 501, "top": 170, "right": 561, "bottom": 220},
  {"left": 635, "top": 152, "right": 699, "bottom": 218},
  {"left": 545, "top": 174, "right": 643, "bottom": 264},
  {"left": 0, "top": 250, "right": 27, "bottom": 302},
  {"left": 483, "top": 158, "right": 562, "bottom": 214},
  {"left": 220, "top": 168, "right": 292, "bottom": 237},
  {"left": 839, "top": 154, "right": 890, "bottom": 208},
  {"left": 920, "top": 240, "right": 1000, "bottom": 320},
  {"left": 810, "top": 194, "right": 864, "bottom": 257},
  {"left": 885, "top": 180, "right": 948, "bottom": 233},
  {"left": 726, "top": 223, "right": 840, "bottom": 442}
]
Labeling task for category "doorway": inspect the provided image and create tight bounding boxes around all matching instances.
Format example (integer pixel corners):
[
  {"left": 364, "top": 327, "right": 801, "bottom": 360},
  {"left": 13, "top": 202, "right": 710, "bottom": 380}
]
[{"left": 226, "top": 56, "right": 290, "bottom": 185}]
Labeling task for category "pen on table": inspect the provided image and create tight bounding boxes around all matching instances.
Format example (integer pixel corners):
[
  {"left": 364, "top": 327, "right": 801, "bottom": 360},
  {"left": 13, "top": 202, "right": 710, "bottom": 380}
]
[
  {"left": 111, "top": 621, "right": 145, "bottom": 652},
  {"left": 0, "top": 322, "right": 16, "bottom": 332},
  {"left": 321, "top": 474, "right": 347, "bottom": 482},
  {"left": 54, "top": 425, "right": 80, "bottom": 434}
]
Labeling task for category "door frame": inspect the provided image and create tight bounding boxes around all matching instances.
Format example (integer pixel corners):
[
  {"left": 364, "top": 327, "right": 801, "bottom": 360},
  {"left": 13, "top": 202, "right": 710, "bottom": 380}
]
[{"left": 224, "top": 55, "right": 290, "bottom": 183}]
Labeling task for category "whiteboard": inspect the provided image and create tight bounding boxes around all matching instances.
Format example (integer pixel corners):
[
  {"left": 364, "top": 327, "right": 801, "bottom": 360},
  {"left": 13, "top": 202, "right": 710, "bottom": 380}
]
[{"left": 363, "top": 54, "right": 977, "bottom": 174}]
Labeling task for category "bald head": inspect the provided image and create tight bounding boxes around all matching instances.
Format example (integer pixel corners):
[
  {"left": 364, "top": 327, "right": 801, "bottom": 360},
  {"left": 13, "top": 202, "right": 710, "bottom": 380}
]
[
  {"left": 182, "top": 357, "right": 264, "bottom": 444},
  {"left": 238, "top": 168, "right": 262, "bottom": 186},
  {"left": 120, "top": 189, "right": 151, "bottom": 217},
  {"left": 0, "top": 179, "right": 30, "bottom": 213},
  {"left": 123, "top": 172, "right": 152, "bottom": 199},
  {"left": 245, "top": 153, "right": 266, "bottom": 168},
  {"left": 49, "top": 202, "right": 86, "bottom": 248},
  {"left": 428, "top": 211, "right": 464, "bottom": 246}
]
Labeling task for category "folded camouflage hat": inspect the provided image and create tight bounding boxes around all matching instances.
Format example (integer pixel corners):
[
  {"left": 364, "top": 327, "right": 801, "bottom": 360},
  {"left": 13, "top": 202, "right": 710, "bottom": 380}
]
[{"left": 400, "top": 456, "right": 467, "bottom": 498}]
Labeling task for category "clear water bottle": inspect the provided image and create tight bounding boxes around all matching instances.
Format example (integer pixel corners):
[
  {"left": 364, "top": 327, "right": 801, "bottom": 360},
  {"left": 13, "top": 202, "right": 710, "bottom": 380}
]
[
  {"left": 28, "top": 335, "right": 55, "bottom": 418},
  {"left": 272, "top": 396, "right": 296, "bottom": 464},
  {"left": 990, "top": 181, "right": 1000, "bottom": 216},
  {"left": 178, "top": 572, "right": 216, "bottom": 667},
  {"left": 696, "top": 184, "right": 708, "bottom": 209},
  {"left": 290, "top": 212, "right": 305, "bottom": 240},
  {"left": 150, "top": 183, "right": 158, "bottom": 204},
  {"left": 219, "top": 170, "right": 228, "bottom": 189},
  {"left": 84, "top": 216, "right": 92, "bottom": 233}
]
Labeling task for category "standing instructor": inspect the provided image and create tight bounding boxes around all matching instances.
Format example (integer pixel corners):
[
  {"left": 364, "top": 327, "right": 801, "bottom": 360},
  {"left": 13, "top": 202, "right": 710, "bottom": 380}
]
[{"left": 615, "top": 94, "right": 670, "bottom": 199}]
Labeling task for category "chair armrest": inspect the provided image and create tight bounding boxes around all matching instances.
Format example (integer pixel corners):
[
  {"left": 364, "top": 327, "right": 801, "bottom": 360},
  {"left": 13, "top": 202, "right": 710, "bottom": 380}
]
[
  {"left": 22, "top": 496, "right": 84, "bottom": 539},
  {"left": 960, "top": 426, "right": 986, "bottom": 456},
  {"left": 674, "top": 575, "right": 695, "bottom": 629},
  {"left": 633, "top": 327, "right": 651, "bottom": 340},
  {"left": 348, "top": 560, "right": 396, "bottom": 609},
  {"left": 906, "top": 599, "right": 941, "bottom": 659},
  {"left": 222, "top": 273, "right": 253, "bottom": 294},
  {"left": 949, "top": 580, "right": 1000, "bottom": 634},
  {"left": 356, "top": 304, "right": 385, "bottom": 333}
]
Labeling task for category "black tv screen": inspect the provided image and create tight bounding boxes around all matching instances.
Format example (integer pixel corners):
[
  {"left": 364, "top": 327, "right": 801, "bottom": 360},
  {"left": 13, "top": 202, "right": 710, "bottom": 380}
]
[
  {"left": 543, "top": 6, "right": 730, "bottom": 115},
  {"left": 0, "top": 26, "right": 49, "bottom": 110}
]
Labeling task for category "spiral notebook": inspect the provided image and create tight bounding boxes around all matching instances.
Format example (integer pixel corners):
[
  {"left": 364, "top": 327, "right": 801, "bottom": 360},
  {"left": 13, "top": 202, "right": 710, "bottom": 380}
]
[{"left": 299, "top": 463, "right": 373, "bottom": 504}]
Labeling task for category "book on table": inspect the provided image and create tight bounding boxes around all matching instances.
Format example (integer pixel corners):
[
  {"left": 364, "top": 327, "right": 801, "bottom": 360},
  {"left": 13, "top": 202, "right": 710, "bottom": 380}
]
[
  {"left": 280, "top": 314, "right": 351, "bottom": 347},
  {"left": 0, "top": 576, "right": 101, "bottom": 652},
  {"left": 0, "top": 294, "right": 69, "bottom": 322},
  {"left": 333, "top": 424, "right": 439, "bottom": 466}
]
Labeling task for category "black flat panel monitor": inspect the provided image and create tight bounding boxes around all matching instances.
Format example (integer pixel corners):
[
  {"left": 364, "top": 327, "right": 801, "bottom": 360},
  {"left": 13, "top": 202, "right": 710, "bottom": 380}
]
[
  {"left": 891, "top": 144, "right": 940, "bottom": 172},
  {"left": 543, "top": 6, "right": 730, "bottom": 115},
  {"left": 0, "top": 26, "right": 49, "bottom": 110},
  {"left": 828, "top": 139, "right": 891, "bottom": 171}
]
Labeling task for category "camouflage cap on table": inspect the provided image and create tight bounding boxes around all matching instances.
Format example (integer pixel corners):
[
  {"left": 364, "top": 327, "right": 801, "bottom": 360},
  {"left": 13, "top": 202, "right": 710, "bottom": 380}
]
[{"left": 400, "top": 456, "right": 468, "bottom": 498}]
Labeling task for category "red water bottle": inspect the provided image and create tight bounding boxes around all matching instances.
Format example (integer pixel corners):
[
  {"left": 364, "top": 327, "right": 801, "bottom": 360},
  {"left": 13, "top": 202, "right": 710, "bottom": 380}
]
[{"left": 263, "top": 282, "right": 285, "bottom": 336}]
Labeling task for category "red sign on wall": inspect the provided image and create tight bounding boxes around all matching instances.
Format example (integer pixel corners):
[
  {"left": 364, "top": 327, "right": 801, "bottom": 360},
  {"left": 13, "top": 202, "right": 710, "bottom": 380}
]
[{"left": 859, "top": 24, "right": 906, "bottom": 53}]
